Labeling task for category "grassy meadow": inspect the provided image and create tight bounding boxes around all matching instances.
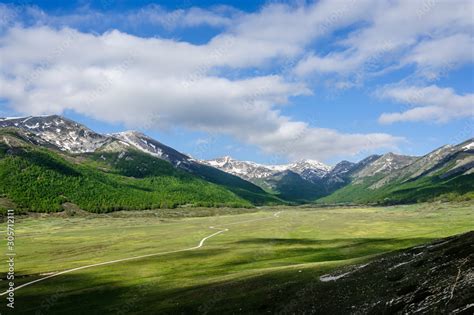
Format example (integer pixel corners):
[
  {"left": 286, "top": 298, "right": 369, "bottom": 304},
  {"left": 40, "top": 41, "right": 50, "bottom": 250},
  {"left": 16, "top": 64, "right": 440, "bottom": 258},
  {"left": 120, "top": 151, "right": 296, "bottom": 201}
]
[{"left": 1, "top": 202, "right": 473, "bottom": 314}]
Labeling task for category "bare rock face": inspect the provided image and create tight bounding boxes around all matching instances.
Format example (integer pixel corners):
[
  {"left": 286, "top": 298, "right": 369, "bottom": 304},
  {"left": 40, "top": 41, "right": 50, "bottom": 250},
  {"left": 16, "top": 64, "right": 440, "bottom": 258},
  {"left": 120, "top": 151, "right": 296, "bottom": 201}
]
[
  {"left": 352, "top": 152, "right": 418, "bottom": 181},
  {"left": 2, "top": 116, "right": 472, "bottom": 203},
  {"left": 0, "top": 115, "right": 109, "bottom": 153},
  {"left": 0, "top": 115, "right": 193, "bottom": 167},
  {"left": 201, "top": 156, "right": 331, "bottom": 181},
  {"left": 111, "top": 130, "right": 192, "bottom": 167},
  {"left": 201, "top": 156, "right": 280, "bottom": 180},
  {"left": 284, "top": 231, "right": 474, "bottom": 314}
]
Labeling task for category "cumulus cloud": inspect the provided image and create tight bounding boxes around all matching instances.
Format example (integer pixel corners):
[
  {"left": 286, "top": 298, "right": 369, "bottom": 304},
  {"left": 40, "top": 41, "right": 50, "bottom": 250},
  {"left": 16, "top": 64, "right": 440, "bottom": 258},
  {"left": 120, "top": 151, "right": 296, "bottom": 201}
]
[
  {"left": 131, "top": 6, "right": 237, "bottom": 28},
  {"left": 293, "top": 0, "right": 473, "bottom": 81},
  {"left": 14, "top": 1, "right": 474, "bottom": 159},
  {"left": 0, "top": 3, "right": 238, "bottom": 32},
  {"left": 402, "top": 34, "right": 474, "bottom": 79},
  {"left": 0, "top": 25, "right": 401, "bottom": 161},
  {"left": 377, "top": 85, "right": 474, "bottom": 123}
]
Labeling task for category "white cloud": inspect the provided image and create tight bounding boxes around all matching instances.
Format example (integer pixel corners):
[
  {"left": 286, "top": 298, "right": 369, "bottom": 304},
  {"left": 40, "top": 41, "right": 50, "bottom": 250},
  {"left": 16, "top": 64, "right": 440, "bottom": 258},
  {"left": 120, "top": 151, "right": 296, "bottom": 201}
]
[
  {"left": 0, "top": 26, "right": 401, "bottom": 161},
  {"left": 0, "top": 3, "right": 238, "bottom": 31},
  {"left": 377, "top": 85, "right": 474, "bottom": 123},
  {"left": 293, "top": 0, "right": 473, "bottom": 80},
  {"left": 117, "top": 5, "right": 238, "bottom": 29},
  {"left": 402, "top": 34, "right": 474, "bottom": 79},
  {"left": 294, "top": 52, "right": 365, "bottom": 76}
]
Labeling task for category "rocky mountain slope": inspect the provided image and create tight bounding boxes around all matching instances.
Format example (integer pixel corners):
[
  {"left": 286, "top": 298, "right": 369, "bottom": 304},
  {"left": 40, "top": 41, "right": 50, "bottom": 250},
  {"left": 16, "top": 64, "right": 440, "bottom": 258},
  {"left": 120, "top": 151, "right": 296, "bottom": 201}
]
[
  {"left": 351, "top": 152, "right": 418, "bottom": 181},
  {"left": 283, "top": 231, "right": 474, "bottom": 314},
  {"left": 319, "top": 139, "right": 474, "bottom": 204},
  {"left": 202, "top": 156, "right": 330, "bottom": 182},
  {"left": 1, "top": 115, "right": 472, "bottom": 205},
  {"left": 0, "top": 115, "right": 111, "bottom": 153},
  {"left": 203, "top": 156, "right": 280, "bottom": 179},
  {"left": 204, "top": 153, "right": 424, "bottom": 202},
  {"left": 0, "top": 116, "right": 281, "bottom": 209},
  {"left": 0, "top": 116, "right": 193, "bottom": 166},
  {"left": 0, "top": 129, "right": 256, "bottom": 212},
  {"left": 111, "top": 131, "right": 193, "bottom": 168},
  {"left": 202, "top": 156, "right": 332, "bottom": 201}
]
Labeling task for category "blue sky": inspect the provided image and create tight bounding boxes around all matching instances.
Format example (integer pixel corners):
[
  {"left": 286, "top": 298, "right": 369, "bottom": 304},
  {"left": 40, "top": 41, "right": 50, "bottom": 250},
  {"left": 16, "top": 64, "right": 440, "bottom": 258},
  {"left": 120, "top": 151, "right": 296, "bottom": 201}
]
[{"left": 0, "top": 0, "right": 472, "bottom": 165}]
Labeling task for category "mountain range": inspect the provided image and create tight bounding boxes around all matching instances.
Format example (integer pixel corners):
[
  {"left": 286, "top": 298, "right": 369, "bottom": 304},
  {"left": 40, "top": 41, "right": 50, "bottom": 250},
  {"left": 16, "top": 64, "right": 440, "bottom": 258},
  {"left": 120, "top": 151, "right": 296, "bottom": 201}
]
[{"left": 0, "top": 115, "right": 472, "bottom": 212}]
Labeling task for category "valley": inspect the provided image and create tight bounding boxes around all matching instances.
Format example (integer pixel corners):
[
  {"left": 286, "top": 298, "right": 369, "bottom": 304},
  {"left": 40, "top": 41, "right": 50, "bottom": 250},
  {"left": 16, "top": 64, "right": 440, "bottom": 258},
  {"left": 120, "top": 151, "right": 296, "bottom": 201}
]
[
  {"left": 1, "top": 2, "right": 473, "bottom": 313},
  {"left": 0, "top": 115, "right": 472, "bottom": 314},
  {"left": 1, "top": 203, "right": 472, "bottom": 314}
]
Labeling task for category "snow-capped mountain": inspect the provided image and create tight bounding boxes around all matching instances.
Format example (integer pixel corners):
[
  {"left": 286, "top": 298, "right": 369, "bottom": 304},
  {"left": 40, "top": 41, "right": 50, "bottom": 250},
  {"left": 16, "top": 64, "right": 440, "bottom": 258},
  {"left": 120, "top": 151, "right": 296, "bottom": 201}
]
[
  {"left": 0, "top": 115, "right": 110, "bottom": 153},
  {"left": 111, "top": 131, "right": 192, "bottom": 167},
  {"left": 1, "top": 115, "right": 472, "bottom": 204},
  {"left": 202, "top": 156, "right": 280, "bottom": 179},
  {"left": 288, "top": 159, "right": 331, "bottom": 174},
  {"left": 462, "top": 140, "right": 474, "bottom": 151},
  {"left": 0, "top": 115, "right": 472, "bottom": 205},
  {"left": 288, "top": 160, "right": 331, "bottom": 182},
  {"left": 352, "top": 152, "right": 418, "bottom": 180},
  {"left": 0, "top": 115, "right": 196, "bottom": 167},
  {"left": 369, "top": 138, "right": 474, "bottom": 189},
  {"left": 201, "top": 156, "right": 331, "bottom": 181}
]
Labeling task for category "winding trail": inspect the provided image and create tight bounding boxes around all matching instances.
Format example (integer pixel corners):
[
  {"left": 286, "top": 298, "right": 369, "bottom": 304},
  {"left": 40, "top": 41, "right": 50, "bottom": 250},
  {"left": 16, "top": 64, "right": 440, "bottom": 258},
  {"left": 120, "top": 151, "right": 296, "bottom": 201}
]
[{"left": 1, "top": 211, "right": 281, "bottom": 296}]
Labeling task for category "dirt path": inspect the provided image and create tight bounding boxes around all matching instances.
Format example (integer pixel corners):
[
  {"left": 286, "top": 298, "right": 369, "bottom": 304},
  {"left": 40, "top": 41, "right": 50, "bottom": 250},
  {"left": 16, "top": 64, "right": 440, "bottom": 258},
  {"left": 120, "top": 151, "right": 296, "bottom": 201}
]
[{"left": 0, "top": 211, "right": 281, "bottom": 295}]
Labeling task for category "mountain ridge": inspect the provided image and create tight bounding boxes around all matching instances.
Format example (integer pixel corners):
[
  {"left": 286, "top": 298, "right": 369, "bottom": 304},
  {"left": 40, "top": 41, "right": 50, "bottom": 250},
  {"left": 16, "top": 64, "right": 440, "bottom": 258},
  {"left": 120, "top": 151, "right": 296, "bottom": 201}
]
[
  {"left": 0, "top": 116, "right": 282, "bottom": 209},
  {"left": 0, "top": 115, "right": 472, "bottom": 206}
]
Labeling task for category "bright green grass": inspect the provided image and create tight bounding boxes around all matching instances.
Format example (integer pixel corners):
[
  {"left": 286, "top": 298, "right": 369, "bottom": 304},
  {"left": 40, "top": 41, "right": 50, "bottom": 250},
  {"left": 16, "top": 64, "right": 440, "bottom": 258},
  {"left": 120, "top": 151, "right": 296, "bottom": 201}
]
[
  {"left": 318, "top": 172, "right": 474, "bottom": 204},
  {"left": 1, "top": 203, "right": 473, "bottom": 314}
]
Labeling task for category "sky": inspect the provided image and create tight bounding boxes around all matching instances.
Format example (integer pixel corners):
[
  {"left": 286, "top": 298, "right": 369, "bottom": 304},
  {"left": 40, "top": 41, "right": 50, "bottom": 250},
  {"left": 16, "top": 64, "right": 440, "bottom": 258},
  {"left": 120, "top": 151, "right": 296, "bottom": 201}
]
[{"left": 0, "top": 0, "right": 472, "bottom": 165}]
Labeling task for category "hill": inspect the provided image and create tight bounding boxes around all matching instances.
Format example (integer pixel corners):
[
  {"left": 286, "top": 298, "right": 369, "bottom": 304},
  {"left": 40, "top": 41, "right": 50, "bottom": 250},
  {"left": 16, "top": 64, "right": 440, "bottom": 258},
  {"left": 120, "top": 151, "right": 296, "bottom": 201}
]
[
  {"left": 0, "top": 128, "right": 255, "bottom": 212},
  {"left": 0, "top": 116, "right": 282, "bottom": 211},
  {"left": 279, "top": 231, "right": 474, "bottom": 314},
  {"left": 318, "top": 140, "right": 474, "bottom": 204},
  {"left": 201, "top": 156, "right": 330, "bottom": 202},
  {"left": 0, "top": 115, "right": 472, "bottom": 207}
]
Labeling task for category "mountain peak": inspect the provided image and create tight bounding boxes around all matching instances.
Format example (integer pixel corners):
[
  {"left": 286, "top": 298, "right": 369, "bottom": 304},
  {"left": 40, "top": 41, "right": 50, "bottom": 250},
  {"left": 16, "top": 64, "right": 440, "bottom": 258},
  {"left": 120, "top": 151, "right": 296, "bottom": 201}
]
[
  {"left": 380, "top": 152, "right": 408, "bottom": 159},
  {"left": 0, "top": 114, "right": 108, "bottom": 153},
  {"left": 353, "top": 152, "right": 418, "bottom": 179},
  {"left": 202, "top": 156, "right": 331, "bottom": 182},
  {"left": 461, "top": 139, "right": 474, "bottom": 151},
  {"left": 112, "top": 129, "right": 190, "bottom": 165},
  {"left": 113, "top": 130, "right": 147, "bottom": 138},
  {"left": 291, "top": 159, "right": 331, "bottom": 170}
]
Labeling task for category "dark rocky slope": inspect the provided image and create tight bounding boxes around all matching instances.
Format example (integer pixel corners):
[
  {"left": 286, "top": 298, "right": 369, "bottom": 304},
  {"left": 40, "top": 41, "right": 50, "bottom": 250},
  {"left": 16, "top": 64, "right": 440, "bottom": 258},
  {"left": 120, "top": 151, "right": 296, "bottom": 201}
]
[{"left": 287, "top": 231, "right": 474, "bottom": 314}]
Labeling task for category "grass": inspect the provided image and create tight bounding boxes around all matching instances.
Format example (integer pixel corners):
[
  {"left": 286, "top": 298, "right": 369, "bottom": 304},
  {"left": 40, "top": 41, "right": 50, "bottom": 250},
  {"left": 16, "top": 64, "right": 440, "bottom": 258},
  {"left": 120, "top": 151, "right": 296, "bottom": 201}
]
[
  {"left": 0, "top": 129, "right": 281, "bottom": 211},
  {"left": 317, "top": 172, "right": 474, "bottom": 205},
  {"left": 1, "top": 202, "right": 473, "bottom": 314},
  {"left": 87, "top": 151, "right": 282, "bottom": 206},
  {"left": 0, "top": 137, "right": 254, "bottom": 212}
]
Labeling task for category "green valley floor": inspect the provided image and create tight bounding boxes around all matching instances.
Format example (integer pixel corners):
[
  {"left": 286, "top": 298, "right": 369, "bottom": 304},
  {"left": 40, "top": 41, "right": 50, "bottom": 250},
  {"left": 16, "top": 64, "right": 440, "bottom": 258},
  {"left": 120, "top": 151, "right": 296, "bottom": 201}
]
[{"left": 1, "top": 202, "right": 473, "bottom": 314}]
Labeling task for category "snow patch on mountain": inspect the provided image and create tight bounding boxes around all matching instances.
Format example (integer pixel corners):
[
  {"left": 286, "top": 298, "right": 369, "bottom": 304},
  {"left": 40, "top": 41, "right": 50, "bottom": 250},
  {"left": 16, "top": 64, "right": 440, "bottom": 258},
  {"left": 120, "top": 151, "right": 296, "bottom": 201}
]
[
  {"left": 0, "top": 115, "right": 109, "bottom": 153},
  {"left": 354, "top": 153, "right": 417, "bottom": 180},
  {"left": 462, "top": 141, "right": 474, "bottom": 151},
  {"left": 111, "top": 130, "right": 192, "bottom": 167},
  {"left": 112, "top": 131, "right": 165, "bottom": 158},
  {"left": 201, "top": 156, "right": 331, "bottom": 181},
  {"left": 0, "top": 115, "right": 197, "bottom": 168},
  {"left": 202, "top": 156, "right": 277, "bottom": 179}
]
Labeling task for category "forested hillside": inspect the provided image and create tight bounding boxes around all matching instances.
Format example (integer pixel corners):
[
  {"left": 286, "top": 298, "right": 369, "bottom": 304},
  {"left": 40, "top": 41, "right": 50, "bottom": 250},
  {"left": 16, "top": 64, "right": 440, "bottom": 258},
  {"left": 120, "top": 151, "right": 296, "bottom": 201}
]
[{"left": 0, "top": 131, "right": 253, "bottom": 212}]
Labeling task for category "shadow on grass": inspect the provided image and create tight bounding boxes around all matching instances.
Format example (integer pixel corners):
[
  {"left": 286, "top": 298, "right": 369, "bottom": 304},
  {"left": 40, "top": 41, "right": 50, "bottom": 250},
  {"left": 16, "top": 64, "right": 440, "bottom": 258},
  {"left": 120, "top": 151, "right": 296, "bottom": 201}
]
[
  {"left": 222, "top": 237, "right": 434, "bottom": 267},
  {"left": 10, "top": 268, "right": 321, "bottom": 315},
  {"left": 7, "top": 236, "right": 442, "bottom": 315},
  {"left": 233, "top": 237, "right": 422, "bottom": 246}
]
